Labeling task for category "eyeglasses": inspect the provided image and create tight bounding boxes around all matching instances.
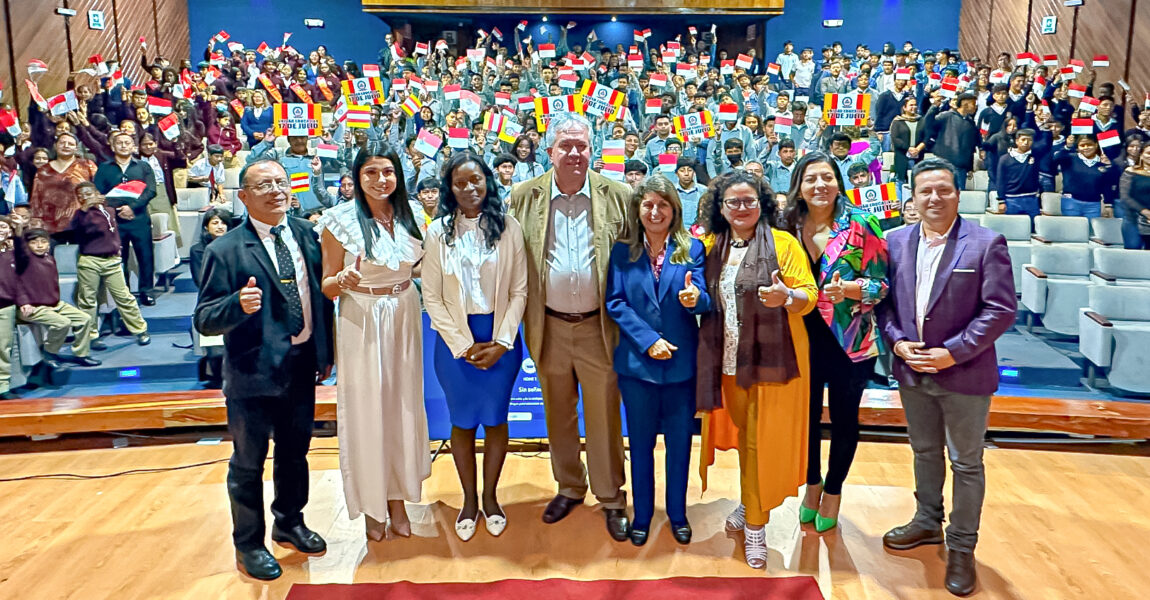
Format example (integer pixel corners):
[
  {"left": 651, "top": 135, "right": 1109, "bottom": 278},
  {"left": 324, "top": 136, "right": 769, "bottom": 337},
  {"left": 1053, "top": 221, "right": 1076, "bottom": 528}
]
[
  {"left": 723, "top": 198, "right": 760, "bottom": 210},
  {"left": 245, "top": 180, "right": 291, "bottom": 194}
]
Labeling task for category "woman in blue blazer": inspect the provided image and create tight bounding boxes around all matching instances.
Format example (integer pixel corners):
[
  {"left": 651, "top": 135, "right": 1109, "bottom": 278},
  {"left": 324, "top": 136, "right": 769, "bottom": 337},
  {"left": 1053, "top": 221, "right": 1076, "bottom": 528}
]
[
  {"left": 239, "top": 91, "right": 275, "bottom": 149},
  {"left": 606, "top": 175, "right": 712, "bottom": 547}
]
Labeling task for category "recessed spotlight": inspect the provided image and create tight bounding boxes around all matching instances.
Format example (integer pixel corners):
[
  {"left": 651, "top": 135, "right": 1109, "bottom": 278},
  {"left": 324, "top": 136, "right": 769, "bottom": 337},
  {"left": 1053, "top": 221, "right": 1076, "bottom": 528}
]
[
  {"left": 611, "top": 15, "right": 617, "bottom": 22},
  {"left": 542, "top": 15, "right": 548, "bottom": 22}
]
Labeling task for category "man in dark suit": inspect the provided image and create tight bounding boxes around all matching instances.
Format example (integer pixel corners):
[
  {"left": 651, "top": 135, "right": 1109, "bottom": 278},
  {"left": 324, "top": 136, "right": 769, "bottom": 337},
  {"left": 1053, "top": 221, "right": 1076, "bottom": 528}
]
[
  {"left": 94, "top": 132, "right": 158, "bottom": 305},
  {"left": 878, "top": 157, "right": 1017, "bottom": 597},
  {"left": 194, "top": 159, "right": 334, "bottom": 580}
]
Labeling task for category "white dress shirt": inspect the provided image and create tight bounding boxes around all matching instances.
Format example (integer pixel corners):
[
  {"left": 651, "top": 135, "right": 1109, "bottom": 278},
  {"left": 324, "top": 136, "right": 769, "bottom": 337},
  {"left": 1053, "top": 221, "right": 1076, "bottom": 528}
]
[
  {"left": 251, "top": 216, "right": 313, "bottom": 345},
  {"left": 914, "top": 220, "right": 955, "bottom": 338},
  {"left": 545, "top": 175, "right": 597, "bottom": 313}
]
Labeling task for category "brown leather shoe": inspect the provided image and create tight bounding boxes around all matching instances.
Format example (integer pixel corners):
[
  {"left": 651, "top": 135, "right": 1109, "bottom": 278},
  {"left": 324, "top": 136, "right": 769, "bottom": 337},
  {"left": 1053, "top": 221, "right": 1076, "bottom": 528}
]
[
  {"left": 882, "top": 521, "right": 944, "bottom": 550},
  {"left": 541, "top": 494, "right": 583, "bottom": 524},
  {"left": 945, "top": 549, "right": 977, "bottom": 596}
]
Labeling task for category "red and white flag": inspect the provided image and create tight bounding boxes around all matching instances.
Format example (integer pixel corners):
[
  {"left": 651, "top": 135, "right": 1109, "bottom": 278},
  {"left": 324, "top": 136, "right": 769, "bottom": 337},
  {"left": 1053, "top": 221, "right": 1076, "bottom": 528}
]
[
  {"left": 1015, "top": 52, "right": 1034, "bottom": 67},
  {"left": 717, "top": 103, "right": 739, "bottom": 122},
  {"left": 1068, "top": 58, "right": 1085, "bottom": 72},
  {"left": 495, "top": 91, "right": 511, "bottom": 106},
  {"left": 491, "top": 27, "right": 503, "bottom": 41},
  {"left": 106, "top": 180, "right": 147, "bottom": 202},
  {"left": 214, "top": 30, "right": 230, "bottom": 43},
  {"left": 1079, "top": 96, "right": 1100, "bottom": 113},
  {"left": 0, "top": 110, "right": 21, "bottom": 136},
  {"left": 47, "top": 91, "right": 79, "bottom": 116},
  {"left": 649, "top": 73, "right": 668, "bottom": 88},
  {"left": 735, "top": 54, "right": 752, "bottom": 70},
  {"left": 1043, "top": 54, "right": 1059, "bottom": 66},
  {"left": 661, "top": 50, "right": 677, "bottom": 65},
  {"left": 448, "top": 127, "right": 469, "bottom": 149},
  {"left": 27, "top": 59, "right": 48, "bottom": 77},
  {"left": 414, "top": 42, "right": 429, "bottom": 56},
  {"left": 414, "top": 128, "right": 443, "bottom": 157},
  {"left": 316, "top": 143, "right": 339, "bottom": 159},
  {"left": 1067, "top": 83, "right": 1087, "bottom": 98},
  {"left": 1097, "top": 129, "right": 1120, "bottom": 148},
  {"left": 775, "top": 115, "right": 793, "bottom": 137},
  {"left": 1092, "top": 55, "right": 1109, "bottom": 68},
  {"left": 558, "top": 73, "right": 578, "bottom": 89},
  {"left": 1060, "top": 66, "right": 1077, "bottom": 80},
  {"left": 227, "top": 41, "right": 244, "bottom": 54},
  {"left": 88, "top": 54, "right": 110, "bottom": 76},
  {"left": 940, "top": 77, "right": 959, "bottom": 98},
  {"left": 688, "top": 26, "right": 698, "bottom": 36},
  {"left": 538, "top": 44, "right": 556, "bottom": 59},
  {"left": 157, "top": 113, "right": 180, "bottom": 140},
  {"left": 518, "top": 21, "right": 527, "bottom": 32},
  {"left": 628, "top": 54, "right": 643, "bottom": 69},
  {"left": 657, "top": 153, "right": 677, "bottom": 174},
  {"left": 766, "top": 62, "right": 781, "bottom": 76},
  {"left": 642, "top": 29, "right": 652, "bottom": 40},
  {"left": 147, "top": 96, "right": 173, "bottom": 115},
  {"left": 634, "top": 30, "right": 645, "bottom": 43},
  {"left": 443, "top": 84, "right": 461, "bottom": 101},
  {"left": 1070, "top": 118, "right": 1093, "bottom": 135},
  {"left": 667, "top": 41, "right": 681, "bottom": 56},
  {"left": 895, "top": 67, "right": 911, "bottom": 81},
  {"left": 720, "top": 60, "right": 735, "bottom": 75},
  {"left": 362, "top": 64, "right": 381, "bottom": 79},
  {"left": 645, "top": 99, "right": 662, "bottom": 114}
]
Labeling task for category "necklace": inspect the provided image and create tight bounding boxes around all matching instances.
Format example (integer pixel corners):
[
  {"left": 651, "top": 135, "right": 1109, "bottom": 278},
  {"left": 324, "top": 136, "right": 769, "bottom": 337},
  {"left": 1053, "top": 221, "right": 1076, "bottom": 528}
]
[{"left": 730, "top": 238, "right": 749, "bottom": 248}]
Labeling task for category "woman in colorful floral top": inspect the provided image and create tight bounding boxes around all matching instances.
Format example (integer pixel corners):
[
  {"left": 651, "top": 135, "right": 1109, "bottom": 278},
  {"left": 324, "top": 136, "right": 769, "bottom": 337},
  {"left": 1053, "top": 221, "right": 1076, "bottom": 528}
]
[{"left": 782, "top": 151, "right": 890, "bottom": 533}]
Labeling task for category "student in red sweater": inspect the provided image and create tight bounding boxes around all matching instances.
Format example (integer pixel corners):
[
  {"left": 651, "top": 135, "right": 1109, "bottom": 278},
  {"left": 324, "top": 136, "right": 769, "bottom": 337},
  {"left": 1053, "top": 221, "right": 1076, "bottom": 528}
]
[{"left": 13, "top": 224, "right": 101, "bottom": 367}]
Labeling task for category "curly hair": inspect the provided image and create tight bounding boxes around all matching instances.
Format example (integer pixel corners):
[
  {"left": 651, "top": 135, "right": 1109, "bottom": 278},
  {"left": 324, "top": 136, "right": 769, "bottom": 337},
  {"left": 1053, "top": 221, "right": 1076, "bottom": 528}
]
[
  {"left": 436, "top": 152, "right": 507, "bottom": 250},
  {"left": 702, "top": 169, "right": 779, "bottom": 236}
]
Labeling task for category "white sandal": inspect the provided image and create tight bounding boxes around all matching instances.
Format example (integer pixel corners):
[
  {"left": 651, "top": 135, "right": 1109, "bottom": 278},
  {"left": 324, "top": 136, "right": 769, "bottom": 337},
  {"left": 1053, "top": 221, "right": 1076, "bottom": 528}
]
[
  {"left": 455, "top": 510, "right": 478, "bottom": 542},
  {"left": 725, "top": 504, "right": 746, "bottom": 532},
  {"left": 483, "top": 507, "right": 507, "bottom": 537},
  {"left": 743, "top": 525, "right": 768, "bottom": 569}
]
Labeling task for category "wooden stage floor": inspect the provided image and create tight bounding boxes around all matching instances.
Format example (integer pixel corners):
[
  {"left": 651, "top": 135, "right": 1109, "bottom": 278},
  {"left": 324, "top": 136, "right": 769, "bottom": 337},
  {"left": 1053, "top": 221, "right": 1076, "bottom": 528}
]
[
  {"left": 2, "top": 386, "right": 1150, "bottom": 439},
  {"left": 0, "top": 437, "right": 1147, "bottom": 599}
]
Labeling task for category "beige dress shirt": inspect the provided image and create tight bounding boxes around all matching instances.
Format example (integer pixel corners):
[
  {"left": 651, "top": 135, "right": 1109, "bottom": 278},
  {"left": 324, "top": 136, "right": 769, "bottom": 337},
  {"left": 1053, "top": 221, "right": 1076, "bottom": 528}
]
[{"left": 544, "top": 176, "right": 598, "bottom": 313}]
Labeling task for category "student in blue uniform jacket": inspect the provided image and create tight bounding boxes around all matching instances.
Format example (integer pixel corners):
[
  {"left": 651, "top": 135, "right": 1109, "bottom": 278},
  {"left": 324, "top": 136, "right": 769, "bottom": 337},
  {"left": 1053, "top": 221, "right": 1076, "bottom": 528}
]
[{"left": 605, "top": 175, "right": 711, "bottom": 548}]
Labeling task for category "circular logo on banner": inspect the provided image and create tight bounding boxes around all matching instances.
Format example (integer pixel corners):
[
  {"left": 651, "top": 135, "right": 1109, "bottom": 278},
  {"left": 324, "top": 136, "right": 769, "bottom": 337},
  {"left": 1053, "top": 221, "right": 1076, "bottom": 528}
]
[
  {"left": 865, "top": 189, "right": 878, "bottom": 201},
  {"left": 596, "top": 88, "right": 609, "bottom": 100},
  {"left": 521, "top": 358, "right": 537, "bottom": 374},
  {"left": 842, "top": 96, "right": 855, "bottom": 108},
  {"left": 552, "top": 98, "right": 565, "bottom": 111},
  {"left": 291, "top": 106, "right": 305, "bottom": 118},
  {"left": 356, "top": 80, "right": 368, "bottom": 91}
]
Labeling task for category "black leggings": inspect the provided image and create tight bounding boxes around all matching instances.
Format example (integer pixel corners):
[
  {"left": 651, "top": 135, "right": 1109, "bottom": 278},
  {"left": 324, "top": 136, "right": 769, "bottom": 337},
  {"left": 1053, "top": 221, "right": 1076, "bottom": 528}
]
[{"left": 805, "top": 312, "right": 877, "bottom": 495}]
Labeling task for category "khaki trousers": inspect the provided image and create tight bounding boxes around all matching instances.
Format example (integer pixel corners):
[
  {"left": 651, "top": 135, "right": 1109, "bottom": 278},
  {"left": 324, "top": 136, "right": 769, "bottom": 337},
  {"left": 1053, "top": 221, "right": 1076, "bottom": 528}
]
[
  {"left": 536, "top": 313, "right": 626, "bottom": 509},
  {"left": 75, "top": 255, "right": 148, "bottom": 337},
  {"left": 147, "top": 185, "right": 183, "bottom": 247},
  {"left": 18, "top": 302, "right": 94, "bottom": 357},
  {"left": 0, "top": 305, "right": 13, "bottom": 394}
]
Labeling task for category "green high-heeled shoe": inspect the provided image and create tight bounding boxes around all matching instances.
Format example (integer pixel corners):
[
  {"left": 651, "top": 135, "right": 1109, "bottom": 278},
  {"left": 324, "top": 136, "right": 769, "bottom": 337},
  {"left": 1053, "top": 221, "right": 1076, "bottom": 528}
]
[
  {"left": 799, "top": 505, "right": 818, "bottom": 524},
  {"left": 814, "top": 513, "right": 838, "bottom": 533}
]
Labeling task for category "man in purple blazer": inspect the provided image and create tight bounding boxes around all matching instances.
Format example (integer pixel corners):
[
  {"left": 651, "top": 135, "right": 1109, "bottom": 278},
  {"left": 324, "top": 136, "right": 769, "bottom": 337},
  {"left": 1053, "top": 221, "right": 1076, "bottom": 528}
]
[{"left": 878, "top": 158, "right": 1017, "bottom": 597}]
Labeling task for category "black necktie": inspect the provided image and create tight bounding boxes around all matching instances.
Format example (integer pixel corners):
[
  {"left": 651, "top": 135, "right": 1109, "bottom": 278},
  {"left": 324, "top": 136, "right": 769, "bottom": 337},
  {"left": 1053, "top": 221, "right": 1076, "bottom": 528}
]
[{"left": 270, "top": 225, "right": 305, "bottom": 336}]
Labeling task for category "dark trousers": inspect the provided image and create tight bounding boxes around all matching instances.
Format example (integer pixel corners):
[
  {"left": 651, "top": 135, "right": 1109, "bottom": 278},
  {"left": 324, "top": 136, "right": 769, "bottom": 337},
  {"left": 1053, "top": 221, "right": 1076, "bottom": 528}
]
[
  {"left": 118, "top": 220, "right": 154, "bottom": 295},
  {"left": 225, "top": 342, "right": 317, "bottom": 551},
  {"left": 805, "top": 314, "right": 877, "bottom": 495},
  {"left": 618, "top": 375, "right": 694, "bottom": 529}
]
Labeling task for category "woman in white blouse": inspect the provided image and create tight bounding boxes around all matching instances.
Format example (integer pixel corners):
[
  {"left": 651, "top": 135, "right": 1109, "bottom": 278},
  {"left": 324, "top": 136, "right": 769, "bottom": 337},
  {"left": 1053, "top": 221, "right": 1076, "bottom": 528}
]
[
  {"left": 423, "top": 152, "right": 528, "bottom": 541},
  {"left": 316, "top": 145, "right": 429, "bottom": 542}
]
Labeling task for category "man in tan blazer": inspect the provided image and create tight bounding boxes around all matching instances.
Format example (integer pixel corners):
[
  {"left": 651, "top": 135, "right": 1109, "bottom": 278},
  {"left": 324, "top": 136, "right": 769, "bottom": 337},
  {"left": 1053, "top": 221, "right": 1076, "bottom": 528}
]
[{"left": 509, "top": 112, "right": 633, "bottom": 542}]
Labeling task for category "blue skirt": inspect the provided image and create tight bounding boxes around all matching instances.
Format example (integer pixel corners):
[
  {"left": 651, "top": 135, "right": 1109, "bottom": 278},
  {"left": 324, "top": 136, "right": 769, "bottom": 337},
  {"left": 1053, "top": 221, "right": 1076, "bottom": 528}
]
[{"left": 433, "top": 313, "right": 522, "bottom": 429}]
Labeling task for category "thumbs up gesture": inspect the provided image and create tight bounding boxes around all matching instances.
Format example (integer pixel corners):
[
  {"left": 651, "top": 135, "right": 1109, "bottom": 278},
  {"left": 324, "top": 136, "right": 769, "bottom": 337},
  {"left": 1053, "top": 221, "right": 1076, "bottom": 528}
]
[
  {"left": 678, "top": 271, "right": 700, "bottom": 308},
  {"left": 757, "top": 269, "right": 790, "bottom": 308},
  {"left": 824, "top": 271, "right": 846, "bottom": 304},
  {"left": 239, "top": 276, "right": 263, "bottom": 314}
]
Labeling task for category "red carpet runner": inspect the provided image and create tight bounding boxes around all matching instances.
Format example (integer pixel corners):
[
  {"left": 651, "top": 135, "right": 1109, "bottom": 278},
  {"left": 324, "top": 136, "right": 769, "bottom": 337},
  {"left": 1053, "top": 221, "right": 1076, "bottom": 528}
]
[{"left": 286, "top": 576, "right": 824, "bottom": 600}]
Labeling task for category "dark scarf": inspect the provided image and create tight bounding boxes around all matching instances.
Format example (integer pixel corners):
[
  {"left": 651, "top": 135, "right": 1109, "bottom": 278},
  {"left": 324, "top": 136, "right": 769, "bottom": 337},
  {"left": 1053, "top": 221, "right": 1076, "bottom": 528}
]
[{"left": 696, "top": 220, "right": 800, "bottom": 411}]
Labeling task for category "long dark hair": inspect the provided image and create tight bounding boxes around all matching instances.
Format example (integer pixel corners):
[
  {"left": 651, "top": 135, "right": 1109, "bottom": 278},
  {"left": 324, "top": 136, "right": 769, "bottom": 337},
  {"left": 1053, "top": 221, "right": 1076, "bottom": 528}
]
[
  {"left": 198, "top": 207, "right": 234, "bottom": 245},
  {"left": 352, "top": 144, "right": 421, "bottom": 260},
  {"left": 703, "top": 169, "right": 779, "bottom": 236},
  {"left": 436, "top": 152, "right": 506, "bottom": 250},
  {"left": 781, "top": 151, "right": 848, "bottom": 236},
  {"left": 513, "top": 134, "right": 536, "bottom": 164}
]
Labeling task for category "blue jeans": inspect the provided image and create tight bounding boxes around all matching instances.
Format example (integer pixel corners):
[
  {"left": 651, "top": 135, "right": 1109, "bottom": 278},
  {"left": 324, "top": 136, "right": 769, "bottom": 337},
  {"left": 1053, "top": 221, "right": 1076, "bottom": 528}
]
[
  {"left": 793, "top": 86, "right": 811, "bottom": 100},
  {"left": 1112, "top": 201, "right": 1146, "bottom": 249},
  {"left": 1060, "top": 196, "right": 1101, "bottom": 218},
  {"left": 1004, "top": 194, "right": 1040, "bottom": 228},
  {"left": 878, "top": 132, "right": 892, "bottom": 152},
  {"left": 954, "top": 168, "right": 969, "bottom": 191}
]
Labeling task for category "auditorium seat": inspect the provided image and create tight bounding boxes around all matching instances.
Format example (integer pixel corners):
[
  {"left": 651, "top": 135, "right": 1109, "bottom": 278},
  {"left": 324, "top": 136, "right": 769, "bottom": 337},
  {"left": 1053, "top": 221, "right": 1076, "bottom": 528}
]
[
  {"left": 178, "top": 211, "right": 203, "bottom": 259},
  {"left": 968, "top": 170, "right": 989, "bottom": 191},
  {"left": 1054, "top": 173, "right": 1063, "bottom": 193},
  {"left": 1021, "top": 243, "right": 1093, "bottom": 336},
  {"left": 151, "top": 213, "right": 181, "bottom": 290},
  {"left": 176, "top": 187, "right": 210, "bottom": 211},
  {"left": 1089, "top": 248, "right": 1150, "bottom": 287},
  {"left": 881, "top": 151, "right": 894, "bottom": 175},
  {"left": 959, "top": 190, "right": 988, "bottom": 215},
  {"left": 234, "top": 150, "right": 251, "bottom": 164},
  {"left": 1079, "top": 285, "right": 1150, "bottom": 394},
  {"left": 1040, "top": 192, "right": 1062, "bottom": 216},
  {"left": 979, "top": 213, "right": 1031, "bottom": 289},
  {"left": 1033, "top": 215, "right": 1090, "bottom": 247},
  {"left": 223, "top": 167, "right": 242, "bottom": 189},
  {"left": 1090, "top": 217, "right": 1125, "bottom": 247},
  {"left": 274, "top": 137, "right": 289, "bottom": 151},
  {"left": 53, "top": 244, "right": 79, "bottom": 276}
]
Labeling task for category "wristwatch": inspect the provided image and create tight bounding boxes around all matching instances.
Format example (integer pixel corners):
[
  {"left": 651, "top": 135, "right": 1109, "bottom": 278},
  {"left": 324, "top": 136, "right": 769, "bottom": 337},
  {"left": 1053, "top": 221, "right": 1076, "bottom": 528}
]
[{"left": 784, "top": 289, "right": 795, "bottom": 307}]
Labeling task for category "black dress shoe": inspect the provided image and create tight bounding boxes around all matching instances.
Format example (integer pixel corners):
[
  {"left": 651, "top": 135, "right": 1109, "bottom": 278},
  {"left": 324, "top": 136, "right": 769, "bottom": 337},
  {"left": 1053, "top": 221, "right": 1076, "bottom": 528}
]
[
  {"left": 945, "top": 549, "right": 977, "bottom": 596},
  {"left": 139, "top": 294, "right": 156, "bottom": 306},
  {"left": 604, "top": 508, "right": 631, "bottom": 542},
  {"left": 136, "top": 332, "right": 151, "bottom": 346},
  {"left": 629, "top": 528, "right": 649, "bottom": 546},
  {"left": 89, "top": 340, "right": 108, "bottom": 351},
  {"left": 671, "top": 522, "right": 692, "bottom": 545},
  {"left": 271, "top": 523, "right": 327, "bottom": 554},
  {"left": 883, "top": 522, "right": 944, "bottom": 550},
  {"left": 41, "top": 355, "right": 62, "bottom": 370},
  {"left": 541, "top": 494, "right": 583, "bottom": 524},
  {"left": 235, "top": 547, "right": 282, "bottom": 580},
  {"left": 73, "top": 356, "right": 102, "bottom": 367},
  {"left": 0, "top": 392, "right": 17, "bottom": 401}
]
